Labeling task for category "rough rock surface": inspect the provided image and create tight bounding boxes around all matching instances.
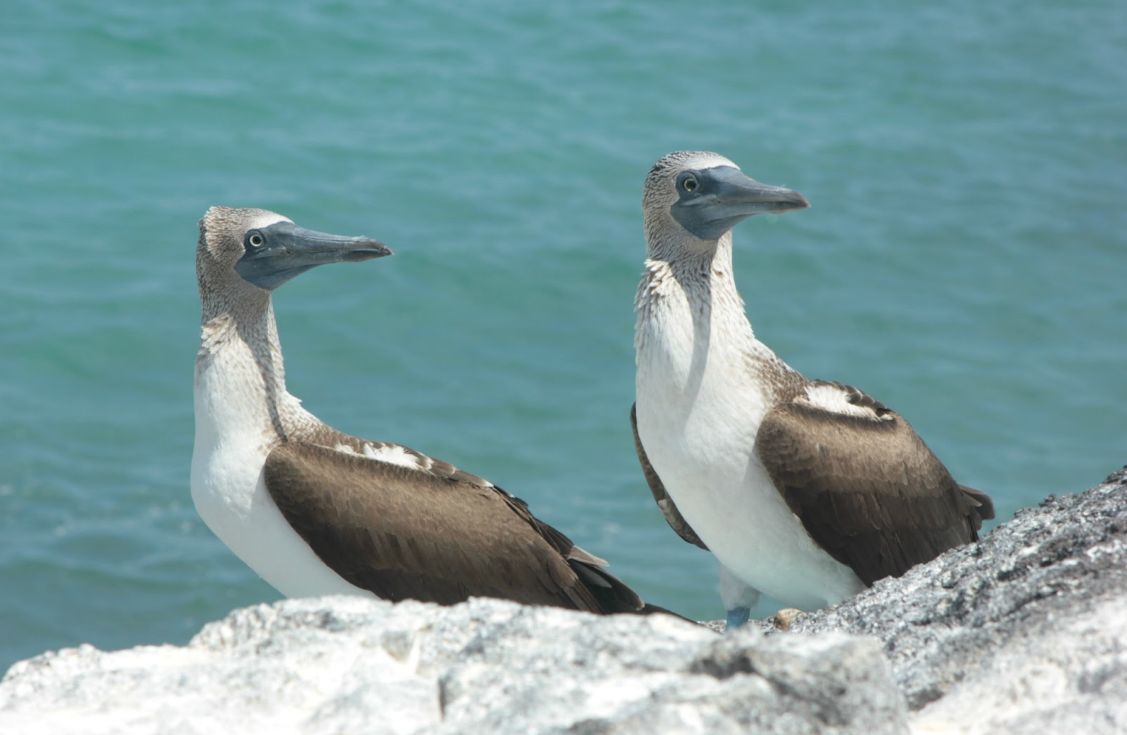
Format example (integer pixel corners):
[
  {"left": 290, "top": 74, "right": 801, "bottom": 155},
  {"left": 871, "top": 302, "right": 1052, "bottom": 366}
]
[
  {"left": 2, "top": 467, "right": 1124, "bottom": 734},
  {"left": 783, "top": 466, "right": 1127, "bottom": 733},
  {"left": 0, "top": 597, "right": 905, "bottom": 735}
]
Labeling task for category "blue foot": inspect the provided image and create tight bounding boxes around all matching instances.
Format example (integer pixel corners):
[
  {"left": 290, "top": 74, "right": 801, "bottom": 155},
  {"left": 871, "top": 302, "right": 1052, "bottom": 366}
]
[{"left": 725, "top": 606, "right": 751, "bottom": 631}]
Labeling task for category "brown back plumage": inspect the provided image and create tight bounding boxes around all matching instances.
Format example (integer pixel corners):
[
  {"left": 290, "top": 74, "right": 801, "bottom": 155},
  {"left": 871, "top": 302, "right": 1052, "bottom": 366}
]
[
  {"left": 263, "top": 441, "right": 653, "bottom": 614},
  {"left": 632, "top": 382, "right": 993, "bottom": 588},
  {"left": 753, "top": 384, "right": 994, "bottom": 585}
]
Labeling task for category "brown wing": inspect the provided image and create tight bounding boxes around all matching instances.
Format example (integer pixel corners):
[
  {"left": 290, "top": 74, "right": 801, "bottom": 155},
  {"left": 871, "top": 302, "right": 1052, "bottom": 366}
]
[
  {"left": 263, "top": 441, "right": 645, "bottom": 614},
  {"left": 630, "top": 403, "right": 708, "bottom": 550},
  {"left": 753, "top": 388, "right": 992, "bottom": 586}
]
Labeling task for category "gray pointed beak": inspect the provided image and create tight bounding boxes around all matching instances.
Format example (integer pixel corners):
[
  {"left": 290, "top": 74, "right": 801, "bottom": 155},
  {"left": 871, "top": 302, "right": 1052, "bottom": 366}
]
[
  {"left": 716, "top": 171, "right": 810, "bottom": 215},
  {"left": 236, "top": 222, "right": 392, "bottom": 290},
  {"left": 672, "top": 166, "right": 809, "bottom": 240}
]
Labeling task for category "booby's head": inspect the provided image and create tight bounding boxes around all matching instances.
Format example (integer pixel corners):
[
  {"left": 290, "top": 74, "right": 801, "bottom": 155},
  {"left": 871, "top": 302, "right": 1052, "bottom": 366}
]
[
  {"left": 643, "top": 151, "right": 809, "bottom": 252},
  {"left": 196, "top": 206, "right": 391, "bottom": 304}
]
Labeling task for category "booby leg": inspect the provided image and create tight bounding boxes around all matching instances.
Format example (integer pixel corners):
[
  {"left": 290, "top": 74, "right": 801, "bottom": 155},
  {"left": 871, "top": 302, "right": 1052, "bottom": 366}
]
[
  {"left": 725, "top": 607, "right": 751, "bottom": 630},
  {"left": 718, "top": 562, "right": 760, "bottom": 631}
]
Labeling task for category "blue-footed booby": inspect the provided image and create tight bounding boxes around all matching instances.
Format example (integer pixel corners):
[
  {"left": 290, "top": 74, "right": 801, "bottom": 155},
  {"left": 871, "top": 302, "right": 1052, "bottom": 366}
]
[
  {"left": 631, "top": 152, "right": 994, "bottom": 623},
  {"left": 192, "top": 206, "right": 669, "bottom": 615}
]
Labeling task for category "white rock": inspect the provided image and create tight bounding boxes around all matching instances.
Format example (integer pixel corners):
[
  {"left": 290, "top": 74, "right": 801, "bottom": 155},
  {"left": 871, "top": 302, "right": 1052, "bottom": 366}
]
[
  {"left": 5, "top": 469, "right": 1124, "bottom": 734},
  {"left": 0, "top": 596, "right": 905, "bottom": 735},
  {"left": 784, "top": 467, "right": 1127, "bottom": 734}
]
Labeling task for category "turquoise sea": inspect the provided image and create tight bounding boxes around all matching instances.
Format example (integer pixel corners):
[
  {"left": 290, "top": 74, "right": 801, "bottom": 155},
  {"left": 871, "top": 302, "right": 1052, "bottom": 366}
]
[{"left": 2, "top": 2, "right": 1124, "bottom": 670}]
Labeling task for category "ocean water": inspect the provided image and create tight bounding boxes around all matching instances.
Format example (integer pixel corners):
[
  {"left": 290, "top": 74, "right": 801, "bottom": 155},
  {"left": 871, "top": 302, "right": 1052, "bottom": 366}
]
[{"left": 1, "top": 1, "right": 1124, "bottom": 670}]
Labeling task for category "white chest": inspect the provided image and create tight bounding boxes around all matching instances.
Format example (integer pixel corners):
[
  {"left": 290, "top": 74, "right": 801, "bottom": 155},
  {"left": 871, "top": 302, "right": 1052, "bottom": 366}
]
[
  {"left": 191, "top": 345, "right": 272, "bottom": 521},
  {"left": 190, "top": 343, "right": 366, "bottom": 599},
  {"left": 634, "top": 274, "right": 864, "bottom": 609},
  {"left": 635, "top": 284, "right": 771, "bottom": 514}
]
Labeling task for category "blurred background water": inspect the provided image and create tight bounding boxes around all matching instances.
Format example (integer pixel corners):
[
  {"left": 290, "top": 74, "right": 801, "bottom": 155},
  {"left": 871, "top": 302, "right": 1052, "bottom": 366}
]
[{"left": 1, "top": 1, "right": 1124, "bottom": 670}]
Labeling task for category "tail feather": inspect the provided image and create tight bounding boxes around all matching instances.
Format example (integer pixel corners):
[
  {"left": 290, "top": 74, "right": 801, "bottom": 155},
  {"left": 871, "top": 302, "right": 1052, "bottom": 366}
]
[
  {"left": 638, "top": 602, "right": 696, "bottom": 623},
  {"left": 569, "top": 559, "right": 694, "bottom": 622},
  {"left": 960, "top": 484, "right": 995, "bottom": 521}
]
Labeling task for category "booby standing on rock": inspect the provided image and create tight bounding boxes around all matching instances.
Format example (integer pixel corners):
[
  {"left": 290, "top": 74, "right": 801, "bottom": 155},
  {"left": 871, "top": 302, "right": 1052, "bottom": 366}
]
[
  {"left": 192, "top": 206, "right": 665, "bottom": 615},
  {"left": 632, "top": 152, "right": 994, "bottom": 624}
]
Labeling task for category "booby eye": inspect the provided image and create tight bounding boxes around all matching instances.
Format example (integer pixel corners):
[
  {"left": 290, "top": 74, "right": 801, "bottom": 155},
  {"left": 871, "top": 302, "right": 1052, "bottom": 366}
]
[
  {"left": 680, "top": 174, "right": 699, "bottom": 193},
  {"left": 246, "top": 231, "right": 265, "bottom": 249}
]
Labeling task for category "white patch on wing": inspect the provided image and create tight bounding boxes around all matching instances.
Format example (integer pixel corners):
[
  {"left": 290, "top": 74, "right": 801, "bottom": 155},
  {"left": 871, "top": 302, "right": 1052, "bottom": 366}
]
[
  {"left": 333, "top": 443, "right": 359, "bottom": 456},
  {"left": 800, "top": 384, "right": 885, "bottom": 419},
  {"left": 361, "top": 443, "right": 421, "bottom": 470}
]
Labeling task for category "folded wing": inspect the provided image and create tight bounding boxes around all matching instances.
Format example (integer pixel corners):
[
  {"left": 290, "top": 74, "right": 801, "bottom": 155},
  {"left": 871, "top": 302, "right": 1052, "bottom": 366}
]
[
  {"left": 264, "top": 441, "right": 645, "bottom": 613},
  {"left": 754, "top": 382, "right": 993, "bottom": 585}
]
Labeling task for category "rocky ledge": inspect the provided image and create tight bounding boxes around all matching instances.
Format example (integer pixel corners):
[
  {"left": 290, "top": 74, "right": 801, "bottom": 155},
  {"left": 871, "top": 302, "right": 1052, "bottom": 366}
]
[{"left": 2, "top": 468, "right": 1125, "bottom": 734}]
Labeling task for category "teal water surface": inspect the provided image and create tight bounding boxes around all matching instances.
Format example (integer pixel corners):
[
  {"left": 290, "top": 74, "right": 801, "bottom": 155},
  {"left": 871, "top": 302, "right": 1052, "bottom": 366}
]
[{"left": 2, "top": 1, "right": 1125, "bottom": 670}]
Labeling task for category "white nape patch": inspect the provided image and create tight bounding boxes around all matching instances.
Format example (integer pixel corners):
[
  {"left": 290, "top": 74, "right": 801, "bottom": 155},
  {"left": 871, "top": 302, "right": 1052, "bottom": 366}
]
[
  {"left": 361, "top": 443, "right": 421, "bottom": 470},
  {"left": 245, "top": 212, "right": 292, "bottom": 231},
  {"left": 682, "top": 152, "right": 738, "bottom": 172},
  {"left": 800, "top": 384, "right": 883, "bottom": 419}
]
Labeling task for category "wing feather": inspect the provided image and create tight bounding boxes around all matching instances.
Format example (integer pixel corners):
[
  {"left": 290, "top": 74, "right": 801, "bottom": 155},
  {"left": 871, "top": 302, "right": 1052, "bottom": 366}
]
[
  {"left": 263, "top": 441, "right": 644, "bottom": 613},
  {"left": 754, "top": 386, "right": 992, "bottom": 585}
]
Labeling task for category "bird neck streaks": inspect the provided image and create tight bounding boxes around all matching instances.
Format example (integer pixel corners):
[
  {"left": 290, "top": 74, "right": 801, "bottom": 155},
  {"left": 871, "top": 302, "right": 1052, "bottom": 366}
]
[
  {"left": 196, "top": 294, "right": 294, "bottom": 443},
  {"left": 636, "top": 233, "right": 772, "bottom": 419},
  {"left": 636, "top": 233, "right": 756, "bottom": 352}
]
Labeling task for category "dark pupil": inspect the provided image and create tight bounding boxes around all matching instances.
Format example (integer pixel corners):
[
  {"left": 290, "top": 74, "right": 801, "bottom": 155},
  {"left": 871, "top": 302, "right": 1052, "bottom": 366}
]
[
  {"left": 684, "top": 178, "right": 696, "bottom": 191},
  {"left": 250, "top": 234, "right": 262, "bottom": 246}
]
